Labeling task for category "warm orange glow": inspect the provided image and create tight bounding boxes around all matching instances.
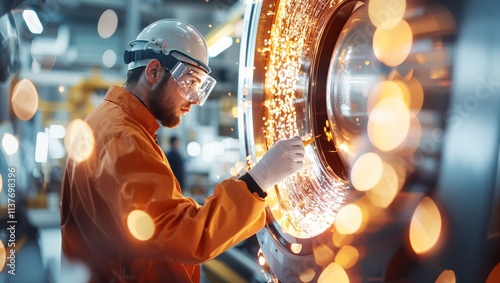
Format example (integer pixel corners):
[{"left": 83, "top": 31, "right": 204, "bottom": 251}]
[
  {"left": 64, "top": 119, "right": 95, "bottom": 162},
  {"left": 486, "top": 263, "right": 500, "bottom": 283},
  {"left": 352, "top": 198, "right": 372, "bottom": 234},
  {"left": 335, "top": 245, "right": 359, "bottom": 270},
  {"left": 313, "top": 243, "right": 335, "bottom": 267},
  {"left": 351, "top": 152, "right": 383, "bottom": 191},
  {"left": 229, "top": 161, "right": 246, "bottom": 177},
  {"left": 299, "top": 268, "right": 316, "bottom": 283},
  {"left": 318, "top": 262, "right": 350, "bottom": 283},
  {"left": 365, "top": 162, "right": 399, "bottom": 208},
  {"left": 395, "top": 116, "right": 422, "bottom": 155},
  {"left": 290, "top": 243, "right": 302, "bottom": 254},
  {"left": 0, "top": 240, "right": 6, "bottom": 272},
  {"left": 435, "top": 270, "right": 456, "bottom": 283},
  {"left": 335, "top": 204, "right": 363, "bottom": 235},
  {"left": 11, "top": 78, "right": 39, "bottom": 121},
  {"left": 368, "top": 0, "right": 406, "bottom": 29},
  {"left": 257, "top": 0, "right": 349, "bottom": 239},
  {"left": 332, "top": 231, "right": 354, "bottom": 248},
  {"left": 406, "top": 77, "right": 424, "bottom": 116},
  {"left": 367, "top": 80, "right": 411, "bottom": 112},
  {"left": 373, "top": 20, "right": 413, "bottom": 67},
  {"left": 127, "top": 210, "right": 155, "bottom": 241},
  {"left": 409, "top": 197, "right": 442, "bottom": 254},
  {"left": 258, "top": 252, "right": 266, "bottom": 266},
  {"left": 266, "top": 188, "right": 300, "bottom": 236},
  {"left": 368, "top": 97, "right": 411, "bottom": 152},
  {"left": 230, "top": 106, "right": 239, "bottom": 119}
]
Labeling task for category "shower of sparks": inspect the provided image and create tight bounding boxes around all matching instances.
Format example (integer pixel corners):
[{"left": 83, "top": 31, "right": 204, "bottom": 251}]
[{"left": 262, "top": 0, "right": 348, "bottom": 238}]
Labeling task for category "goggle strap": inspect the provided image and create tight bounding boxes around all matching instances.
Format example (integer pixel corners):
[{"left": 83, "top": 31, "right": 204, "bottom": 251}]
[{"left": 124, "top": 49, "right": 179, "bottom": 71}]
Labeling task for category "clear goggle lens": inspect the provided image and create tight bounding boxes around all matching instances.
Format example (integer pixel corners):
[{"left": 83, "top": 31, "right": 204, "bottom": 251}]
[{"left": 170, "top": 62, "right": 216, "bottom": 106}]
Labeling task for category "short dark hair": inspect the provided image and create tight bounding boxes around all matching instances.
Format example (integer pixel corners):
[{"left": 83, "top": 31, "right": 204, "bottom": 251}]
[{"left": 124, "top": 67, "right": 146, "bottom": 86}]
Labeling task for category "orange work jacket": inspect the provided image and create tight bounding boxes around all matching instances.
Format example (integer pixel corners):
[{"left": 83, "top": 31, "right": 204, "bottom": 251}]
[{"left": 60, "top": 85, "right": 266, "bottom": 282}]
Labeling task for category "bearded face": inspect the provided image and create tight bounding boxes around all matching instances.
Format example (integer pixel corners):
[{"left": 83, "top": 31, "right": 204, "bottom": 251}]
[{"left": 149, "top": 73, "right": 182, "bottom": 128}]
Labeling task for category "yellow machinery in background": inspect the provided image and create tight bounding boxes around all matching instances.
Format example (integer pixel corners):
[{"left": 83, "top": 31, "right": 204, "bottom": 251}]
[
  {"left": 38, "top": 70, "right": 123, "bottom": 126},
  {"left": 68, "top": 70, "right": 122, "bottom": 121}
]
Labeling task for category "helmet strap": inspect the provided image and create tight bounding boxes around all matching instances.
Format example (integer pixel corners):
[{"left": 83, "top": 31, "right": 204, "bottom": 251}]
[{"left": 124, "top": 49, "right": 178, "bottom": 71}]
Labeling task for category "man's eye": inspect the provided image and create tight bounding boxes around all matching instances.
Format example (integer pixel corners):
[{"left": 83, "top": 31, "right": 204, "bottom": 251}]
[{"left": 189, "top": 80, "right": 200, "bottom": 89}]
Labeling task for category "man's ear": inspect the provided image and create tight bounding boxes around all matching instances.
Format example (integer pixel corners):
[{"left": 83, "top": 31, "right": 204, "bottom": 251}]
[{"left": 144, "top": 59, "right": 163, "bottom": 84}]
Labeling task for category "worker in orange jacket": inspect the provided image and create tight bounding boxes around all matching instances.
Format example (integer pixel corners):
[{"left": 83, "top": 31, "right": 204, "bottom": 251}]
[{"left": 60, "top": 18, "right": 305, "bottom": 283}]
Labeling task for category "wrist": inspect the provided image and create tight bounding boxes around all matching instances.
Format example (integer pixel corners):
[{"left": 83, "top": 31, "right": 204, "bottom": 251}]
[{"left": 239, "top": 173, "right": 267, "bottom": 198}]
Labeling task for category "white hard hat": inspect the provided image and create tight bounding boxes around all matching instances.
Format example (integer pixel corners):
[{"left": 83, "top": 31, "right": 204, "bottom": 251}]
[{"left": 124, "top": 18, "right": 211, "bottom": 73}]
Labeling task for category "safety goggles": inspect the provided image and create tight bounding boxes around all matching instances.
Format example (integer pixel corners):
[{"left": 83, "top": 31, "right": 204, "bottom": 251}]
[{"left": 169, "top": 61, "right": 216, "bottom": 106}]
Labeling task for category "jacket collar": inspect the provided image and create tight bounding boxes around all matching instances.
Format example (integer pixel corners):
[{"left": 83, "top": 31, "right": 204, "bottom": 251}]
[{"left": 104, "top": 85, "right": 160, "bottom": 137}]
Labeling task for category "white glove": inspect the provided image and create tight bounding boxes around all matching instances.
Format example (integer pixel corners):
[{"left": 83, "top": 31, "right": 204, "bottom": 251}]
[{"left": 248, "top": 136, "right": 305, "bottom": 191}]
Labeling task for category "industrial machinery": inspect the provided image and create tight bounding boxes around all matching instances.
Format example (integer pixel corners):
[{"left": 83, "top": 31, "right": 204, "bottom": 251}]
[{"left": 238, "top": 0, "right": 499, "bottom": 282}]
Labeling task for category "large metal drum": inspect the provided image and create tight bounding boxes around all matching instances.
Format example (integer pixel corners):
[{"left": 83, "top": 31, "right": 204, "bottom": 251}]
[{"left": 238, "top": 0, "right": 500, "bottom": 282}]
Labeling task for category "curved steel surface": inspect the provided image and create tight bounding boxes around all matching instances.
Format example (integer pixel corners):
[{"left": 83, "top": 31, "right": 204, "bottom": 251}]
[{"left": 238, "top": 0, "right": 500, "bottom": 282}]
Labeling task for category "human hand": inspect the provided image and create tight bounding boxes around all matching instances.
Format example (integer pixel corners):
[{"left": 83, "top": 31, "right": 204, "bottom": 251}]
[{"left": 248, "top": 136, "right": 305, "bottom": 191}]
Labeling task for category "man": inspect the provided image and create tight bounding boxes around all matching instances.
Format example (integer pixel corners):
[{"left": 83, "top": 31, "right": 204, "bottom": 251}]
[
  {"left": 165, "top": 135, "right": 185, "bottom": 189},
  {"left": 60, "top": 18, "right": 304, "bottom": 282}
]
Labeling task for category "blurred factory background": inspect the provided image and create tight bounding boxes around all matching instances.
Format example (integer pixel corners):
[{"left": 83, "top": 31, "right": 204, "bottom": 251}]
[{"left": 0, "top": 0, "right": 499, "bottom": 282}]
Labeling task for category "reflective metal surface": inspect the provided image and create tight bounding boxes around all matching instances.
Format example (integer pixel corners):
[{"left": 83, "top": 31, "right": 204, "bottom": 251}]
[{"left": 239, "top": 0, "right": 500, "bottom": 282}]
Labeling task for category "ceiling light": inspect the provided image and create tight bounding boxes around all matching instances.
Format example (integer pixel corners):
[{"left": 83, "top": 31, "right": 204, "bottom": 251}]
[
  {"left": 22, "top": 9, "right": 43, "bottom": 34},
  {"left": 208, "top": 36, "right": 233, "bottom": 58}
]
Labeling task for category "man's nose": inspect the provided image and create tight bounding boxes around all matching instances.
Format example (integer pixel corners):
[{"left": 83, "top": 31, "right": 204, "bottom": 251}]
[{"left": 190, "top": 97, "right": 201, "bottom": 105}]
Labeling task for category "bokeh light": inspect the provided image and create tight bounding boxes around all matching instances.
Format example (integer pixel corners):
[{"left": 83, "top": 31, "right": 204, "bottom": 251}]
[
  {"left": 127, "top": 210, "right": 155, "bottom": 241},
  {"left": 2, "top": 133, "right": 19, "bottom": 156},
  {"left": 367, "top": 80, "right": 410, "bottom": 112},
  {"left": 435, "top": 269, "right": 456, "bottom": 283},
  {"left": 373, "top": 20, "right": 413, "bottom": 67},
  {"left": 406, "top": 77, "right": 424, "bottom": 116},
  {"left": 290, "top": 243, "right": 302, "bottom": 254},
  {"left": 64, "top": 119, "right": 95, "bottom": 162},
  {"left": 409, "top": 197, "right": 442, "bottom": 254},
  {"left": 394, "top": 116, "right": 422, "bottom": 154},
  {"left": 97, "top": 9, "right": 118, "bottom": 39},
  {"left": 102, "top": 49, "right": 117, "bottom": 69},
  {"left": 11, "top": 78, "right": 39, "bottom": 121},
  {"left": 0, "top": 174, "right": 2, "bottom": 194},
  {"left": 335, "top": 204, "right": 363, "bottom": 235},
  {"left": 299, "top": 268, "right": 316, "bottom": 283},
  {"left": 0, "top": 240, "right": 5, "bottom": 272},
  {"left": 318, "top": 262, "right": 349, "bottom": 283},
  {"left": 365, "top": 162, "right": 400, "bottom": 208},
  {"left": 332, "top": 231, "right": 354, "bottom": 248},
  {"left": 187, "top": 141, "right": 201, "bottom": 157},
  {"left": 368, "top": 97, "right": 411, "bottom": 152},
  {"left": 335, "top": 245, "right": 359, "bottom": 270},
  {"left": 351, "top": 152, "right": 383, "bottom": 191},
  {"left": 230, "top": 106, "right": 238, "bottom": 119},
  {"left": 258, "top": 251, "right": 266, "bottom": 266},
  {"left": 368, "top": 0, "right": 406, "bottom": 29},
  {"left": 313, "top": 243, "right": 335, "bottom": 268},
  {"left": 35, "top": 131, "right": 49, "bottom": 163}
]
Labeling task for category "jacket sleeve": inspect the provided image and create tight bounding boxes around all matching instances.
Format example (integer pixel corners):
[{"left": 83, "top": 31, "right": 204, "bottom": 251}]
[{"left": 93, "top": 130, "right": 267, "bottom": 264}]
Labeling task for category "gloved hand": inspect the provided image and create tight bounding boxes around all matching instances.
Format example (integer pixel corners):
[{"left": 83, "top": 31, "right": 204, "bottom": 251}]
[{"left": 248, "top": 136, "right": 305, "bottom": 191}]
